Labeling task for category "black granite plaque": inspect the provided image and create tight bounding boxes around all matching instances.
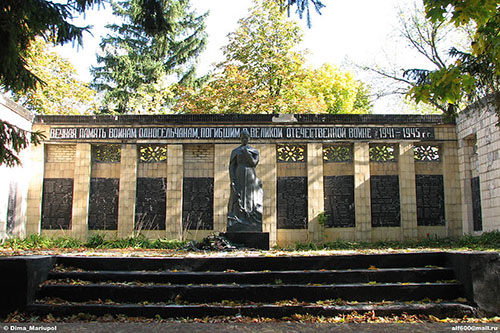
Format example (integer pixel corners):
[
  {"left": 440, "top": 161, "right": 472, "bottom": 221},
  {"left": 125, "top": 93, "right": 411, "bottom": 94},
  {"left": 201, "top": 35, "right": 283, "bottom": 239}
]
[
  {"left": 182, "top": 177, "right": 214, "bottom": 230},
  {"left": 370, "top": 175, "right": 400, "bottom": 227},
  {"left": 135, "top": 178, "right": 166, "bottom": 230},
  {"left": 6, "top": 182, "right": 17, "bottom": 234},
  {"left": 324, "top": 176, "right": 355, "bottom": 228},
  {"left": 41, "top": 178, "right": 73, "bottom": 230},
  {"left": 471, "top": 176, "right": 483, "bottom": 231},
  {"left": 277, "top": 177, "right": 308, "bottom": 229},
  {"left": 416, "top": 175, "right": 445, "bottom": 226},
  {"left": 88, "top": 178, "right": 119, "bottom": 230}
]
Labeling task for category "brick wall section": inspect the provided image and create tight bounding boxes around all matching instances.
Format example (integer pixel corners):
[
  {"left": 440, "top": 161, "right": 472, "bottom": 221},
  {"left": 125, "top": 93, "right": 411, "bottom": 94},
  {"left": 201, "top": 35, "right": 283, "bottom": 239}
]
[
  {"left": 184, "top": 144, "right": 214, "bottom": 178},
  {"left": 118, "top": 144, "right": 137, "bottom": 238},
  {"left": 399, "top": 142, "right": 417, "bottom": 240},
  {"left": 256, "top": 144, "right": 277, "bottom": 246},
  {"left": 166, "top": 145, "right": 183, "bottom": 239},
  {"left": 213, "top": 144, "right": 232, "bottom": 233},
  {"left": 307, "top": 143, "right": 324, "bottom": 243},
  {"left": 45, "top": 144, "right": 76, "bottom": 163},
  {"left": 71, "top": 144, "right": 92, "bottom": 239},
  {"left": 354, "top": 143, "right": 371, "bottom": 241}
]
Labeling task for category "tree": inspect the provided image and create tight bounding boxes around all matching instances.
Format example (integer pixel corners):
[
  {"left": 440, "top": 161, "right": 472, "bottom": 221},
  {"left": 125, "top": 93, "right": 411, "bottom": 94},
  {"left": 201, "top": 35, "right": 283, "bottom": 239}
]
[
  {"left": 9, "top": 37, "right": 96, "bottom": 115},
  {"left": 173, "top": 1, "right": 370, "bottom": 114},
  {"left": 0, "top": 0, "right": 175, "bottom": 166},
  {"left": 407, "top": 0, "right": 500, "bottom": 118},
  {"left": 361, "top": 2, "right": 472, "bottom": 115},
  {"left": 275, "top": 0, "right": 325, "bottom": 28},
  {"left": 91, "top": 0, "right": 207, "bottom": 113}
]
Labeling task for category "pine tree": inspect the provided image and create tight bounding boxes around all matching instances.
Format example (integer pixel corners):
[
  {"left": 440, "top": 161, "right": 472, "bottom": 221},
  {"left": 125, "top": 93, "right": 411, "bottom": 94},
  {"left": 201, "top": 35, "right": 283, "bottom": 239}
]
[{"left": 91, "top": 0, "right": 207, "bottom": 113}]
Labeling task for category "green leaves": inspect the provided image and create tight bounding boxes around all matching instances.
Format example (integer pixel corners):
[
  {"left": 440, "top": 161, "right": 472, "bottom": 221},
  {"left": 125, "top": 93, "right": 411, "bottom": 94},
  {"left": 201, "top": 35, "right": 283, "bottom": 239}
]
[
  {"left": 10, "top": 37, "right": 97, "bottom": 115},
  {"left": 174, "top": 1, "right": 370, "bottom": 115},
  {"left": 91, "top": 0, "right": 207, "bottom": 113},
  {"left": 413, "top": 0, "right": 500, "bottom": 117},
  {"left": 0, "top": 120, "right": 45, "bottom": 167}
]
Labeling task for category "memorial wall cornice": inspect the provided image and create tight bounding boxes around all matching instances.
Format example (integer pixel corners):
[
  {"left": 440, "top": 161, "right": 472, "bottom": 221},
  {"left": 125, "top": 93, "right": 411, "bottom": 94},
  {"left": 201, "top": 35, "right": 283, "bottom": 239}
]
[{"left": 34, "top": 113, "right": 452, "bottom": 125}]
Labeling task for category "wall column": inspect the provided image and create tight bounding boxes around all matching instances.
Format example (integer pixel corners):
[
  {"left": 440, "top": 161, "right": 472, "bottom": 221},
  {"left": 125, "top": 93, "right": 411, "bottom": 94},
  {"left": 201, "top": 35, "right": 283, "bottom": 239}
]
[
  {"left": 256, "top": 144, "right": 277, "bottom": 247},
  {"left": 71, "top": 143, "right": 91, "bottom": 240},
  {"left": 458, "top": 139, "right": 474, "bottom": 234},
  {"left": 166, "top": 145, "right": 183, "bottom": 239},
  {"left": 213, "top": 144, "right": 232, "bottom": 233},
  {"left": 307, "top": 143, "right": 324, "bottom": 243},
  {"left": 117, "top": 144, "right": 137, "bottom": 238},
  {"left": 354, "top": 142, "right": 371, "bottom": 241},
  {"left": 443, "top": 141, "right": 463, "bottom": 237},
  {"left": 399, "top": 142, "right": 418, "bottom": 239},
  {"left": 26, "top": 142, "right": 45, "bottom": 237}
]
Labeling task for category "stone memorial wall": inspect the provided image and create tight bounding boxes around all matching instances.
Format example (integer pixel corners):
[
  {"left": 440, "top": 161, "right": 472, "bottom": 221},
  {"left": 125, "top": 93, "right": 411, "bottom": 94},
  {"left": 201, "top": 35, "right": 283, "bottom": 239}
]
[{"left": 22, "top": 113, "right": 470, "bottom": 247}]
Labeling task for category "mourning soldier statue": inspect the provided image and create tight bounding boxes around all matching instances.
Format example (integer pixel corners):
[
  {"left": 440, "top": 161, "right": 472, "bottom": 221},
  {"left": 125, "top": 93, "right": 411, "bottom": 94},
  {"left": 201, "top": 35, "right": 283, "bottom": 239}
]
[{"left": 227, "top": 129, "right": 263, "bottom": 231}]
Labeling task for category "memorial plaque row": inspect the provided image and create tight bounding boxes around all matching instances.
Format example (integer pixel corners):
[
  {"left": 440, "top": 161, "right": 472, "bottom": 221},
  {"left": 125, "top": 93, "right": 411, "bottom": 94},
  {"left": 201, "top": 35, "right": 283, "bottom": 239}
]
[
  {"left": 471, "top": 177, "right": 483, "bottom": 231},
  {"left": 416, "top": 175, "right": 445, "bottom": 226},
  {"left": 370, "top": 175, "right": 401, "bottom": 227},
  {"left": 6, "top": 182, "right": 17, "bottom": 234},
  {"left": 182, "top": 178, "right": 214, "bottom": 230},
  {"left": 41, "top": 178, "right": 73, "bottom": 230},
  {"left": 323, "top": 176, "right": 355, "bottom": 228},
  {"left": 277, "top": 177, "right": 308, "bottom": 229},
  {"left": 135, "top": 178, "right": 167, "bottom": 230},
  {"left": 88, "top": 178, "right": 119, "bottom": 230}
]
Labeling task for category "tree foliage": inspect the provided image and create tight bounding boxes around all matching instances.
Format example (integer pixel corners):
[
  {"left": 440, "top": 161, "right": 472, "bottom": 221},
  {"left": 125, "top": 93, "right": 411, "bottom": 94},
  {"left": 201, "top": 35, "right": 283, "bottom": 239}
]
[
  {"left": 0, "top": 120, "right": 44, "bottom": 167},
  {"left": 174, "top": 1, "right": 370, "bottom": 114},
  {"left": 275, "top": 0, "right": 325, "bottom": 28},
  {"left": 361, "top": 2, "right": 472, "bottom": 115},
  {"left": 0, "top": 0, "right": 104, "bottom": 92},
  {"left": 91, "top": 0, "right": 207, "bottom": 113},
  {"left": 9, "top": 37, "right": 96, "bottom": 115},
  {"left": 407, "top": 0, "right": 500, "bottom": 117}
]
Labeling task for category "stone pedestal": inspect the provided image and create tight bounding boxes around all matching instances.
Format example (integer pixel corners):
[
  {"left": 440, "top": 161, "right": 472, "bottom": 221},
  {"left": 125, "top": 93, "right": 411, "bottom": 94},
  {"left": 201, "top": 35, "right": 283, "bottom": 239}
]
[{"left": 220, "top": 232, "right": 269, "bottom": 250}]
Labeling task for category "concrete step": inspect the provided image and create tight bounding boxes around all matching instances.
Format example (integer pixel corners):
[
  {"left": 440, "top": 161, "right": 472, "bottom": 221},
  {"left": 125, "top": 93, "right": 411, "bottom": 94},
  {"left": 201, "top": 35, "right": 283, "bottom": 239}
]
[
  {"left": 48, "top": 267, "right": 456, "bottom": 285},
  {"left": 27, "top": 301, "right": 477, "bottom": 319},
  {"left": 54, "top": 252, "right": 448, "bottom": 272},
  {"left": 37, "top": 282, "right": 464, "bottom": 303}
]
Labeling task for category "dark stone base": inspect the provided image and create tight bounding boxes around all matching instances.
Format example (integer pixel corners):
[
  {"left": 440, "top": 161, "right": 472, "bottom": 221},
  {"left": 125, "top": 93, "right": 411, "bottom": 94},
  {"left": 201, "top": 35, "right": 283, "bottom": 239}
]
[{"left": 220, "top": 232, "right": 269, "bottom": 250}]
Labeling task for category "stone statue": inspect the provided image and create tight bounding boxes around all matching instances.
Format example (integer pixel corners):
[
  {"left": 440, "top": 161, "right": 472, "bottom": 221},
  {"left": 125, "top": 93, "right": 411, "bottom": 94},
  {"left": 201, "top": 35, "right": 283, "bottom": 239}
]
[{"left": 227, "top": 129, "right": 263, "bottom": 232}]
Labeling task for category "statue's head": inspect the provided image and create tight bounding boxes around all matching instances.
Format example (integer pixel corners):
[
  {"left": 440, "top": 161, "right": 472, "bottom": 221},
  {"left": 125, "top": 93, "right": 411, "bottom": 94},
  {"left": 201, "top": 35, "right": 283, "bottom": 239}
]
[{"left": 240, "top": 129, "right": 250, "bottom": 145}]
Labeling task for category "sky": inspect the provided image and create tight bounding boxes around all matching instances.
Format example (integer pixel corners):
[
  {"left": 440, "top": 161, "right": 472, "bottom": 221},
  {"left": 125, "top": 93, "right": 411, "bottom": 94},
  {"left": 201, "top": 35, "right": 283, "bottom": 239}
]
[{"left": 55, "top": 0, "right": 420, "bottom": 113}]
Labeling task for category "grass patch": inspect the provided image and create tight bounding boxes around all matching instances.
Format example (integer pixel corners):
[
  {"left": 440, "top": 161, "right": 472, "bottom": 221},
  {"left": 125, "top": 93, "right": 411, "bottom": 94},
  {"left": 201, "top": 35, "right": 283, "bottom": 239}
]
[
  {"left": 290, "top": 231, "right": 500, "bottom": 251},
  {"left": 0, "top": 233, "right": 188, "bottom": 251},
  {"left": 0, "top": 231, "right": 499, "bottom": 251}
]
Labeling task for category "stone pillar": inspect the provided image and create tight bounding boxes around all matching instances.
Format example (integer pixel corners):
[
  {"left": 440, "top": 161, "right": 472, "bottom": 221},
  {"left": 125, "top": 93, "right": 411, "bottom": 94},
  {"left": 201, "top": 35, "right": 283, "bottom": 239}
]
[
  {"left": 354, "top": 142, "right": 371, "bottom": 242},
  {"left": 71, "top": 143, "right": 92, "bottom": 240},
  {"left": 213, "top": 144, "right": 232, "bottom": 233},
  {"left": 458, "top": 139, "right": 474, "bottom": 234},
  {"left": 307, "top": 143, "right": 324, "bottom": 243},
  {"left": 443, "top": 141, "right": 463, "bottom": 237},
  {"left": 26, "top": 142, "right": 45, "bottom": 237},
  {"left": 166, "top": 145, "right": 183, "bottom": 239},
  {"left": 399, "top": 142, "right": 417, "bottom": 239},
  {"left": 255, "top": 144, "right": 277, "bottom": 247},
  {"left": 117, "top": 144, "right": 137, "bottom": 238}
]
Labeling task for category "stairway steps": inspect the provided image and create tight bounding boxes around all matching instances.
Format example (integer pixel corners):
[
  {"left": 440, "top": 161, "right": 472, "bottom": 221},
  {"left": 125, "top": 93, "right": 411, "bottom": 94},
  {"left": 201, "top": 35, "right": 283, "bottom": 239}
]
[
  {"left": 54, "top": 252, "right": 448, "bottom": 272},
  {"left": 27, "top": 302, "right": 477, "bottom": 319},
  {"left": 48, "top": 267, "right": 455, "bottom": 285},
  {"left": 38, "top": 282, "right": 463, "bottom": 303},
  {"left": 27, "top": 253, "right": 476, "bottom": 319}
]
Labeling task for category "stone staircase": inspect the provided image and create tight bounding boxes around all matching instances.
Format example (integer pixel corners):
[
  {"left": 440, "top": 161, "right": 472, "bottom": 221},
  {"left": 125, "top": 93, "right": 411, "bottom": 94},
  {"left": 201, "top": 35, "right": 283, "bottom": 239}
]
[{"left": 27, "top": 252, "right": 478, "bottom": 319}]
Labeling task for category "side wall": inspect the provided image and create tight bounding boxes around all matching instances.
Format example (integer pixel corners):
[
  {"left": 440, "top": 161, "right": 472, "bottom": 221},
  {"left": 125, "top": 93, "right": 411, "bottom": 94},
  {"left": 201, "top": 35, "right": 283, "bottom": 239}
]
[
  {"left": 457, "top": 100, "right": 500, "bottom": 234},
  {"left": 0, "top": 95, "right": 33, "bottom": 240}
]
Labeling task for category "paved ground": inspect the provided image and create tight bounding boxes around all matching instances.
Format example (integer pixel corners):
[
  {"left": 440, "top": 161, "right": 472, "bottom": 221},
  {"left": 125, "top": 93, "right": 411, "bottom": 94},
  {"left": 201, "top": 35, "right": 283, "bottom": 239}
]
[{"left": 2, "top": 322, "right": 500, "bottom": 333}]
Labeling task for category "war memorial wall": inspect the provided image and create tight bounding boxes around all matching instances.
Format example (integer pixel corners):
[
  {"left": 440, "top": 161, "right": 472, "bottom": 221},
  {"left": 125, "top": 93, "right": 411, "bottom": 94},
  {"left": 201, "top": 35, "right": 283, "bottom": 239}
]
[{"left": 19, "top": 113, "right": 467, "bottom": 247}]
